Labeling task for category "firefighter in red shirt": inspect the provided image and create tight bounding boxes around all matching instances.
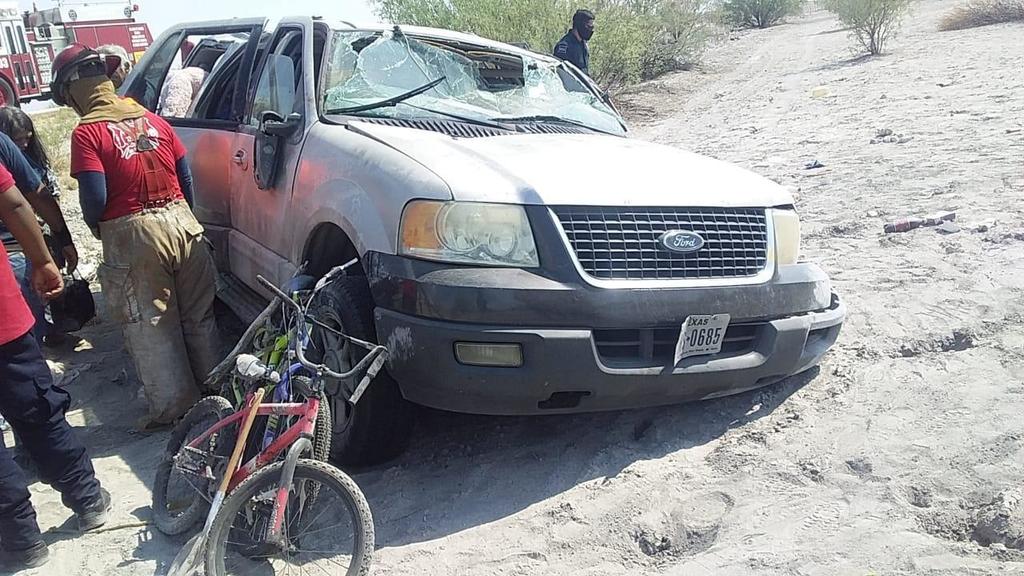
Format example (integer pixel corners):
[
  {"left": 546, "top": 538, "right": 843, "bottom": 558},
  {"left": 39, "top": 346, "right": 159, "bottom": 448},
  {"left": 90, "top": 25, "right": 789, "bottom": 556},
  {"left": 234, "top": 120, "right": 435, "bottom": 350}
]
[
  {"left": 50, "top": 44, "right": 219, "bottom": 431},
  {"left": 0, "top": 162, "right": 110, "bottom": 570}
]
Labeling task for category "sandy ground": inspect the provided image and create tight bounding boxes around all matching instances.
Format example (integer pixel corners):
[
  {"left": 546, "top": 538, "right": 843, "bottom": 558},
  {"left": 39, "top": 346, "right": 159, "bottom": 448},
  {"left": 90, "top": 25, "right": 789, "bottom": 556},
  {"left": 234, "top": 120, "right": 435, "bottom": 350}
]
[{"left": 5, "top": 1, "right": 1024, "bottom": 574}]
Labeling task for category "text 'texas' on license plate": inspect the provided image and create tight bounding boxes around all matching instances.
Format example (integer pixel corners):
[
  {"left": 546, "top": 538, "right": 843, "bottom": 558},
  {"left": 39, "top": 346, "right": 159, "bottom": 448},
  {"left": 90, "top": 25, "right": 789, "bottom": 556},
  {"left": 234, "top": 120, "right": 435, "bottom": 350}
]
[{"left": 674, "top": 314, "right": 731, "bottom": 365}]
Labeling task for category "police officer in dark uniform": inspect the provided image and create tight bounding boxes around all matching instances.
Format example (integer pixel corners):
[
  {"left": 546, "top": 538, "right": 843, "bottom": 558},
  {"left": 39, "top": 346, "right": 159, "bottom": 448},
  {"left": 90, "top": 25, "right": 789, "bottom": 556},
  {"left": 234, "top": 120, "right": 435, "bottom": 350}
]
[{"left": 554, "top": 9, "right": 595, "bottom": 74}]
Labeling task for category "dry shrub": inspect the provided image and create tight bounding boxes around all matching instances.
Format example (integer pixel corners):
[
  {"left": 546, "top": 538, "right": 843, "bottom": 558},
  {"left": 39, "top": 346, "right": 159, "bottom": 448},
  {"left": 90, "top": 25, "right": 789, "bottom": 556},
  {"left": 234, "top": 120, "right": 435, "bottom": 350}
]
[
  {"left": 939, "top": 0, "right": 1024, "bottom": 30},
  {"left": 30, "top": 108, "right": 79, "bottom": 191},
  {"left": 722, "top": 0, "right": 805, "bottom": 28},
  {"left": 374, "top": 0, "right": 711, "bottom": 89},
  {"left": 826, "top": 0, "right": 914, "bottom": 55}
]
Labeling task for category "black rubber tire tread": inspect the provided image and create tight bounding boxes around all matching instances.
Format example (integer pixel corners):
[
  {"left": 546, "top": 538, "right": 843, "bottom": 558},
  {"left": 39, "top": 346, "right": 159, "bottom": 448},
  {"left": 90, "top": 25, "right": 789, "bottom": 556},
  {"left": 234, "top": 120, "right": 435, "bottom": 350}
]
[
  {"left": 310, "top": 276, "right": 413, "bottom": 465},
  {"left": 314, "top": 392, "right": 332, "bottom": 462},
  {"left": 0, "top": 80, "right": 18, "bottom": 109},
  {"left": 204, "top": 459, "right": 374, "bottom": 576},
  {"left": 152, "top": 396, "right": 235, "bottom": 536}
]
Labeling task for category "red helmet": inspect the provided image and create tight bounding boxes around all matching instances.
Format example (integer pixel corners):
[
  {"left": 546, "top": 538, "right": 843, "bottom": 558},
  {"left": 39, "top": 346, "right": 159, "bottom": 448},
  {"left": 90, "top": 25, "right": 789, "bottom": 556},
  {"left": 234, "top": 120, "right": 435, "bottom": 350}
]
[{"left": 51, "top": 43, "right": 121, "bottom": 106}]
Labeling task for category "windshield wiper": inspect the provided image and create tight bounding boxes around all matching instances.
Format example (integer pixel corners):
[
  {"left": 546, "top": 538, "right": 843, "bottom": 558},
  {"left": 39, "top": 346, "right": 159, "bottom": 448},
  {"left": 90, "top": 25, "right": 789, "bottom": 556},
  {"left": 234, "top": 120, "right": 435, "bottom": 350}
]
[
  {"left": 491, "top": 115, "right": 612, "bottom": 135},
  {"left": 399, "top": 103, "right": 511, "bottom": 131},
  {"left": 326, "top": 76, "right": 446, "bottom": 115}
]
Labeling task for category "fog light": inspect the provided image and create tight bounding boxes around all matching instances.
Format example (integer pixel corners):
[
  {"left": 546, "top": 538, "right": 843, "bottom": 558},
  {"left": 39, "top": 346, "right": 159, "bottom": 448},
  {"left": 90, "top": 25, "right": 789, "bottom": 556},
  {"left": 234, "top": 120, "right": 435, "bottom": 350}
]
[{"left": 454, "top": 342, "right": 523, "bottom": 367}]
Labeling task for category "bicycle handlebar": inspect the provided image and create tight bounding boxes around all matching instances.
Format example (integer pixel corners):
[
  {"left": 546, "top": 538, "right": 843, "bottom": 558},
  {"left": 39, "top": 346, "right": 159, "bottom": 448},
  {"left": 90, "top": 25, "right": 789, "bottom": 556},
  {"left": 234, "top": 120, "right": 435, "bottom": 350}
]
[{"left": 256, "top": 275, "right": 388, "bottom": 382}]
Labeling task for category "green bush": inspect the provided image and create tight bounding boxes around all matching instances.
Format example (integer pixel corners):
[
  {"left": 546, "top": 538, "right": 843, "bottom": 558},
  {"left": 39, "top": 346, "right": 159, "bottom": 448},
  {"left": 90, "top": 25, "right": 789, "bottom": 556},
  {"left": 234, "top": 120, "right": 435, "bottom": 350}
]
[
  {"left": 826, "top": 0, "right": 914, "bottom": 54},
  {"left": 373, "top": 0, "right": 710, "bottom": 88},
  {"left": 939, "top": 0, "right": 1024, "bottom": 30},
  {"left": 722, "top": 0, "right": 804, "bottom": 28}
]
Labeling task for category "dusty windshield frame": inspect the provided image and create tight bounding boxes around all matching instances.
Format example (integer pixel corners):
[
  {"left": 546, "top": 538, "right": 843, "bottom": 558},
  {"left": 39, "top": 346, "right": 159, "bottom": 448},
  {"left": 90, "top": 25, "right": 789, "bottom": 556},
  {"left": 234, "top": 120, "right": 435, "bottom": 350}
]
[{"left": 320, "top": 28, "right": 626, "bottom": 135}]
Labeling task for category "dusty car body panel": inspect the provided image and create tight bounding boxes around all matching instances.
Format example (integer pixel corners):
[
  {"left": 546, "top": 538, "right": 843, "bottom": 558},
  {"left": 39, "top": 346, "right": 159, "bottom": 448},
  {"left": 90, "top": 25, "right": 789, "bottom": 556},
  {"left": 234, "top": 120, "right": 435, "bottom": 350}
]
[
  {"left": 288, "top": 122, "right": 453, "bottom": 260},
  {"left": 342, "top": 122, "right": 794, "bottom": 208}
]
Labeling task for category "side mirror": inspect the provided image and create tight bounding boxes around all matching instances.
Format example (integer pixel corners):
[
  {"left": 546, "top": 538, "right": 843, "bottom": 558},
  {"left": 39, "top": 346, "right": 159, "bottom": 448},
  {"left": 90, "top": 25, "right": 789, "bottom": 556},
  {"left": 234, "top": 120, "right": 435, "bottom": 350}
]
[{"left": 260, "top": 111, "right": 303, "bottom": 138}]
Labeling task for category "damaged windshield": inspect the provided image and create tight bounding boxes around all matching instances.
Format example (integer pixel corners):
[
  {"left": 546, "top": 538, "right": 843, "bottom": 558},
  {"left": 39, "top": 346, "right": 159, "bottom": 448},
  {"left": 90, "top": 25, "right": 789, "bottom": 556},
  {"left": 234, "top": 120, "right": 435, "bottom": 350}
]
[{"left": 322, "top": 29, "right": 625, "bottom": 135}]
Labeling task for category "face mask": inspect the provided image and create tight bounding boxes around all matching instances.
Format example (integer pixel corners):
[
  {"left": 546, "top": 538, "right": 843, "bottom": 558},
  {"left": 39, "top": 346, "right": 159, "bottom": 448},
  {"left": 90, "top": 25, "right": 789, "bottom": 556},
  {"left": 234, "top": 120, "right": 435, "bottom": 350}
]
[{"left": 577, "top": 26, "right": 594, "bottom": 41}]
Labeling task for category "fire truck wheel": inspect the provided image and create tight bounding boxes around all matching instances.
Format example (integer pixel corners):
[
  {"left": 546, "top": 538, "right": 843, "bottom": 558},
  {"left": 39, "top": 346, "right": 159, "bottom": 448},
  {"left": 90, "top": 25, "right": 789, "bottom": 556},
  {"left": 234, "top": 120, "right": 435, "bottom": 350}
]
[{"left": 0, "top": 81, "right": 16, "bottom": 108}]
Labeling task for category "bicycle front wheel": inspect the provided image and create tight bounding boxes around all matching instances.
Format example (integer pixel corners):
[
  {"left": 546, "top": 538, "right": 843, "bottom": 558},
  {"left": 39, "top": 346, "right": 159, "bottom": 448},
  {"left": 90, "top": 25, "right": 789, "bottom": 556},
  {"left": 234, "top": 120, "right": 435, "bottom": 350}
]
[{"left": 205, "top": 459, "right": 374, "bottom": 576}]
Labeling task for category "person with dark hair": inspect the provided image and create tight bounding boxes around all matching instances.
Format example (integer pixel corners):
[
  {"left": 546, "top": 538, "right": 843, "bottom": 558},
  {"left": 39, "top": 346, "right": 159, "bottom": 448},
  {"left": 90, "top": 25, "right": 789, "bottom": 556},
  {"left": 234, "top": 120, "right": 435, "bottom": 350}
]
[
  {"left": 0, "top": 107, "right": 78, "bottom": 347},
  {"left": 554, "top": 9, "right": 595, "bottom": 74},
  {"left": 0, "top": 161, "right": 110, "bottom": 571},
  {"left": 51, "top": 43, "right": 219, "bottom": 431}
]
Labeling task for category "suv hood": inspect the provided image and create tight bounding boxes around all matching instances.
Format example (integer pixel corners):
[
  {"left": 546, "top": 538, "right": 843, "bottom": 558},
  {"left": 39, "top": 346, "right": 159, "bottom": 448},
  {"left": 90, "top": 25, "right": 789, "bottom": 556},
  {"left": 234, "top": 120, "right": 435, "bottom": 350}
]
[{"left": 348, "top": 122, "right": 793, "bottom": 208}]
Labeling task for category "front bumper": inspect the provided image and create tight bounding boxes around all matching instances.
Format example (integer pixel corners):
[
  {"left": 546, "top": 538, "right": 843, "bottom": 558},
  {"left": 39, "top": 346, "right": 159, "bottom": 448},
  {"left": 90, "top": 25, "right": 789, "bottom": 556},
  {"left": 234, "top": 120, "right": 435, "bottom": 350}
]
[{"left": 367, "top": 251, "right": 846, "bottom": 416}]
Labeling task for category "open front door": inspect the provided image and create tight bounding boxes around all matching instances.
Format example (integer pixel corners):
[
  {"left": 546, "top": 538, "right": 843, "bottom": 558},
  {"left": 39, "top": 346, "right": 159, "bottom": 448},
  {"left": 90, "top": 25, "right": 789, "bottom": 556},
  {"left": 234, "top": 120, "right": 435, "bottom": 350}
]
[
  {"left": 228, "top": 17, "right": 316, "bottom": 294},
  {"left": 122, "top": 19, "right": 267, "bottom": 271}
]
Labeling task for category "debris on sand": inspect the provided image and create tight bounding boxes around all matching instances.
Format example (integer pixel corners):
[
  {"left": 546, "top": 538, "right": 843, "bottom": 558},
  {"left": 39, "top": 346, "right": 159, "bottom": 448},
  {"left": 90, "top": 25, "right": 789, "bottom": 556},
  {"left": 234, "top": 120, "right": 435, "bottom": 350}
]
[
  {"left": 973, "top": 492, "right": 1024, "bottom": 550},
  {"left": 908, "top": 486, "right": 934, "bottom": 508},
  {"left": 871, "top": 128, "right": 913, "bottom": 144},
  {"left": 883, "top": 211, "right": 956, "bottom": 234},
  {"left": 899, "top": 330, "right": 976, "bottom": 357},
  {"left": 971, "top": 219, "right": 996, "bottom": 233},
  {"left": 632, "top": 492, "right": 732, "bottom": 559}
]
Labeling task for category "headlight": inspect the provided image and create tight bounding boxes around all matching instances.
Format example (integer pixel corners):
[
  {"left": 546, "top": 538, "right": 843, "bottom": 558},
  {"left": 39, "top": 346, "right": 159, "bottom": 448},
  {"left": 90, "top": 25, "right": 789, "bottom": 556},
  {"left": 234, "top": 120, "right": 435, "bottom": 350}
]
[
  {"left": 772, "top": 208, "right": 801, "bottom": 266},
  {"left": 399, "top": 201, "right": 540, "bottom": 267}
]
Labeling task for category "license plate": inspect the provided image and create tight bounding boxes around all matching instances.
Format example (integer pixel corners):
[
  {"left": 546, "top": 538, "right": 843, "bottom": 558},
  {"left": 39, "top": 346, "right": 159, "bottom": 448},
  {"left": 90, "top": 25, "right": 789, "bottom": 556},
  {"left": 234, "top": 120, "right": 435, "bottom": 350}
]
[{"left": 674, "top": 314, "right": 731, "bottom": 365}]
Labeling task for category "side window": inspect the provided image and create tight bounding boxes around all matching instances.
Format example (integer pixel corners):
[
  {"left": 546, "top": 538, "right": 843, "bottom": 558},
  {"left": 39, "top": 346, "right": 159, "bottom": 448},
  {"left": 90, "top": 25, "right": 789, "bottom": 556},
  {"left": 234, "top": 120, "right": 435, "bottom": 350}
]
[
  {"left": 126, "top": 29, "right": 257, "bottom": 123},
  {"left": 4, "top": 27, "right": 15, "bottom": 57},
  {"left": 125, "top": 30, "right": 185, "bottom": 111},
  {"left": 249, "top": 29, "right": 302, "bottom": 127}
]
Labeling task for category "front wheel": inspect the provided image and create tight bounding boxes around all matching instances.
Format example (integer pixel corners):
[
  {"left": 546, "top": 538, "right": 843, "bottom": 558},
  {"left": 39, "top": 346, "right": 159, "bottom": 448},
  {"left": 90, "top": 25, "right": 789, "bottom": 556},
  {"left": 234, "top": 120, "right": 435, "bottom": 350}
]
[
  {"left": 307, "top": 275, "right": 413, "bottom": 465},
  {"left": 204, "top": 459, "right": 374, "bottom": 576}
]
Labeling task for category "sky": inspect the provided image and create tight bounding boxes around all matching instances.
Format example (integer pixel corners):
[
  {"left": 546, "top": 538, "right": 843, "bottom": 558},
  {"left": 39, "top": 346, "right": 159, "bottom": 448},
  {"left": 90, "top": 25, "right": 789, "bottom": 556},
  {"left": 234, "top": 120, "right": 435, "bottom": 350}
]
[{"left": 17, "top": 0, "right": 379, "bottom": 37}]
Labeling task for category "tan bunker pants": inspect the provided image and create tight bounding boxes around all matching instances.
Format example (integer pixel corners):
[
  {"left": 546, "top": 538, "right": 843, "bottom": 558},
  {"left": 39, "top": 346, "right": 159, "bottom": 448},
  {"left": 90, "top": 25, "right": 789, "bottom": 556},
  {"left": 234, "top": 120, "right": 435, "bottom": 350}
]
[{"left": 97, "top": 201, "right": 219, "bottom": 426}]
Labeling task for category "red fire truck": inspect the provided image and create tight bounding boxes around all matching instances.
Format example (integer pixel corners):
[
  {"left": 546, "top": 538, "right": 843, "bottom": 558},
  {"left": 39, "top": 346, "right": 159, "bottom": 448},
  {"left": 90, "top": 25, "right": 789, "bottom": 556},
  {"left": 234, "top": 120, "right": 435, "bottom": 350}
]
[{"left": 0, "top": 0, "right": 153, "bottom": 106}]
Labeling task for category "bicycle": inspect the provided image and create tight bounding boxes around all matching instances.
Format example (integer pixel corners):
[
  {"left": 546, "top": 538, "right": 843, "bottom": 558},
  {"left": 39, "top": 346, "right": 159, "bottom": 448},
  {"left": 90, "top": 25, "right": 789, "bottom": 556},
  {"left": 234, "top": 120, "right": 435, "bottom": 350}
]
[
  {"left": 212, "top": 271, "right": 334, "bottom": 465},
  {"left": 152, "top": 266, "right": 388, "bottom": 576}
]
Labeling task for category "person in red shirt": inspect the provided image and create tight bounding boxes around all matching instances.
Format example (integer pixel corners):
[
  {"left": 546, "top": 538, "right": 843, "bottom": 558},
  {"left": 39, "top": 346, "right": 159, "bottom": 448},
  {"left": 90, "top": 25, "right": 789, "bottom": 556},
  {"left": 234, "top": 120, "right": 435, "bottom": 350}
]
[
  {"left": 51, "top": 44, "right": 219, "bottom": 431},
  {"left": 0, "top": 163, "right": 110, "bottom": 571}
]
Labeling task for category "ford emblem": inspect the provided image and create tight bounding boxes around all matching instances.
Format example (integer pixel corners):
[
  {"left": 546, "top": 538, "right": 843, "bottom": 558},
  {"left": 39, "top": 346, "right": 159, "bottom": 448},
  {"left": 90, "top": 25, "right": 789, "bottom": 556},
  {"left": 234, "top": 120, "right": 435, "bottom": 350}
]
[{"left": 658, "top": 230, "right": 705, "bottom": 253}]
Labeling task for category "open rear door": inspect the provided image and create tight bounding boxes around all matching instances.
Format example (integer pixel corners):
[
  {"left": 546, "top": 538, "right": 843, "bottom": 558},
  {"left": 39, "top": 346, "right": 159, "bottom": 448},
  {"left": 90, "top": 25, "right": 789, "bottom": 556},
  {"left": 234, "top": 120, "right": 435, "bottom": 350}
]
[{"left": 121, "top": 19, "right": 267, "bottom": 284}]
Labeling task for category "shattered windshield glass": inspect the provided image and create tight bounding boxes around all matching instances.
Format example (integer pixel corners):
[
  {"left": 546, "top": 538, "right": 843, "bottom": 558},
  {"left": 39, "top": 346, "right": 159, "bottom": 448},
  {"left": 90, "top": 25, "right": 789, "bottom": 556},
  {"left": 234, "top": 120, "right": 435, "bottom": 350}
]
[{"left": 323, "top": 30, "right": 625, "bottom": 135}]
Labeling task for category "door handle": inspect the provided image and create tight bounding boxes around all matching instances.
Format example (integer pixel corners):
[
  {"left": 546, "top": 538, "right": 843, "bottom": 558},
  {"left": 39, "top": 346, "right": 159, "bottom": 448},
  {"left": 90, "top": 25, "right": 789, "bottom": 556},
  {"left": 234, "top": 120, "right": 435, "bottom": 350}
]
[{"left": 232, "top": 150, "right": 247, "bottom": 166}]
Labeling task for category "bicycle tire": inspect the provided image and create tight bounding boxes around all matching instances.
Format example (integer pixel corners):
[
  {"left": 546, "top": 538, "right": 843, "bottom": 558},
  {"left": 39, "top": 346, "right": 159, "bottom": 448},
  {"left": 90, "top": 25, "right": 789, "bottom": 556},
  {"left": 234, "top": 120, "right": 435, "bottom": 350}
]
[
  {"left": 204, "top": 459, "right": 374, "bottom": 576},
  {"left": 314, "top": 392, "right": 332, "bottom": 462},
  {"left": 152, "top": 396, "right": 236, "bottom": 536}
]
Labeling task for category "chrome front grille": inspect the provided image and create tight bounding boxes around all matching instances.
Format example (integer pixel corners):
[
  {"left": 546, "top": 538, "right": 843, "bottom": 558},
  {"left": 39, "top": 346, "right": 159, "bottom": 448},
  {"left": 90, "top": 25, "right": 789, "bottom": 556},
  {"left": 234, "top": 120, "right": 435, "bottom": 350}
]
[{"left": 552, "top": 207, "right": 770, "bottom": 281}]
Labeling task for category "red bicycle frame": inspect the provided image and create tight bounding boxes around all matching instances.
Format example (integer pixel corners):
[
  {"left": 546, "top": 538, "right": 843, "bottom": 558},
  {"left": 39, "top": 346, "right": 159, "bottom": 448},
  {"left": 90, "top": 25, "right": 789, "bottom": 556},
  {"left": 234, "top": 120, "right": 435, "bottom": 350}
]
[{"left": 184, "top": 392, "right": 319, "bottom": 494}]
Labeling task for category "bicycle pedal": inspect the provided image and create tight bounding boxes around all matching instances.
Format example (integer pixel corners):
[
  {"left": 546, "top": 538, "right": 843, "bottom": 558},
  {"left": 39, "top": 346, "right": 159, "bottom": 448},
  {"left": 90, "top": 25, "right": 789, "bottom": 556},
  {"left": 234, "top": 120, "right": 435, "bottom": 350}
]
[{"left": 173, "top": 446, "right": 221, "bottom": 479}]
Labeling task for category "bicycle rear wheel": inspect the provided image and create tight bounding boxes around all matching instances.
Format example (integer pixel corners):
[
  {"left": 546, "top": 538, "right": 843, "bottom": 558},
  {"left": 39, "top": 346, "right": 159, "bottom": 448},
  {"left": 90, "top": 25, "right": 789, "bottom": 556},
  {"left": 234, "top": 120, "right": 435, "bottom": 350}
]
[
  {"left": 205, "top": 459, "right": 373, "bottom": 576},
  {"left": 153, "top": 396, "right": 237, "bottom": 535}
]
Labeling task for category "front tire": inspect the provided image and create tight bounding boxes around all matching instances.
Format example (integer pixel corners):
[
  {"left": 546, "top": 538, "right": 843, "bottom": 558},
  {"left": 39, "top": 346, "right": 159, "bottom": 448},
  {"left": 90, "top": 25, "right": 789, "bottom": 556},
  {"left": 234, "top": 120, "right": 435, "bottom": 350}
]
[
  {"left": 204, "top": 459, "right": 374, "bottom": 576},
  {"left": 308, "top": 275, "right": 413, "bottom": 465}
]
